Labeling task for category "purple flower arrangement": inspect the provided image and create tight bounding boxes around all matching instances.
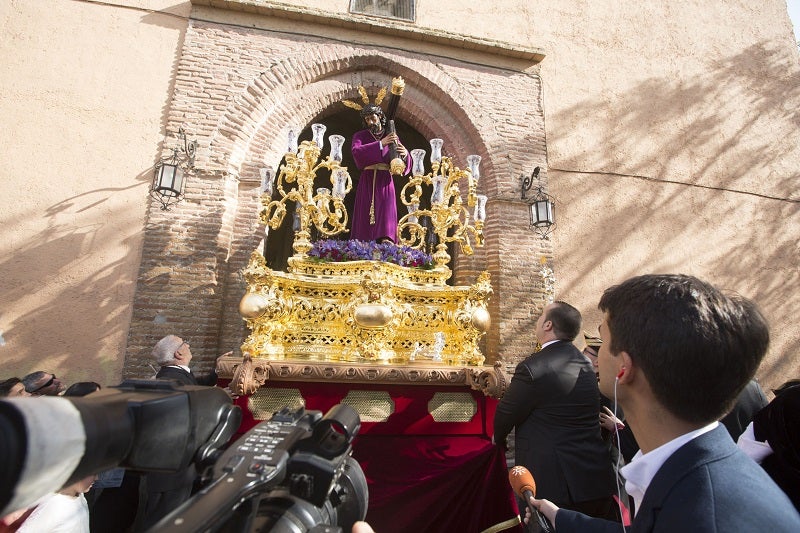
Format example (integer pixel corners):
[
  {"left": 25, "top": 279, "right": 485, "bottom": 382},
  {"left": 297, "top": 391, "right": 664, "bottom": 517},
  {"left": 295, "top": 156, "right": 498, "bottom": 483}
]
[{"left": 309, "top": 239, "right": 435, "bottom": 269}]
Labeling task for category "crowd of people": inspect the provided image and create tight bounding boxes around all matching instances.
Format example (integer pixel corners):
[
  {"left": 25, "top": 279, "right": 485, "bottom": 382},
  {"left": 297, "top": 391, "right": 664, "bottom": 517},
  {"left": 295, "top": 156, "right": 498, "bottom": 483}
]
[
  {"left": 0, "top": 335, "right": 229, "bottom": 533},
  {"left": 2, "top": 274, "right": 800, "bottom": 533},
  {"left": 495, "top": 274, "right": 800, "bottom": 532}
]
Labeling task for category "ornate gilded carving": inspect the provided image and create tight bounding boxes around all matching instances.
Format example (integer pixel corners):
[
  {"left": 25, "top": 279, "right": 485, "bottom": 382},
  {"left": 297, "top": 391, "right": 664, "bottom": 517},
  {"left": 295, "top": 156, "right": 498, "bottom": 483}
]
[
  {"left": 233, "top": 252, "right": 500, "bottom": 394},
  {"left": 465, "top": 362, "right": 508, "bottom": 399},
  {"left": 221, "top": 355, "right": 505, "bottom": 398},
  {"left": 260, "top": 133, "right": 352, "bottom": 257},
  {"left": 397, "top": 152, "right": 486, "bottom": 270},
  {"left": 239, "top": 253, "right": 492, "bottom": 366},
  {"left": 228, "top": 355, "right": 268, "bottom": 396}
]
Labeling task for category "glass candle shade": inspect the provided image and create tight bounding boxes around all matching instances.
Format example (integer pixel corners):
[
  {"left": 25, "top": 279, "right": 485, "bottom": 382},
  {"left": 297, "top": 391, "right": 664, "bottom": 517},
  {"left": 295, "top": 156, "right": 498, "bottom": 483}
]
[
  {"left": 411, "top": 149, "right": 427, "bottom": 176},
  {"left": 466, "top": 155, "right": 481, "bottom": 183},
  {"left": 316, "top": 188, "right": 330, "bottom": 210},
  {"left": 431, "top": 175, "right": 447, "bottom": 204},
  {"left": 429, "top": 138, "right": 443, "bottom": 164},
  {"left": 287, "top": 129, "right": 298, "bottom": 154},
  {"left": 407, "top": 203, "right": 419, "bottom": 224},
  {"left": 311, "top": 123, "right": 327, "bottom": 149},
  {"left": 329, "top": 134, "right": 345, "bottom": 162},
  {"left": 259, "top": 167, "right": 274, "bottom": 196},
  {"left": 474, "top": 195, "right": 488, "bottom": 222},
  {"left": 292, "top": 201, "right": 302, "bottom": 231},
  {"left": 332, "top": 169, "right": 348, "bottom": 199}
]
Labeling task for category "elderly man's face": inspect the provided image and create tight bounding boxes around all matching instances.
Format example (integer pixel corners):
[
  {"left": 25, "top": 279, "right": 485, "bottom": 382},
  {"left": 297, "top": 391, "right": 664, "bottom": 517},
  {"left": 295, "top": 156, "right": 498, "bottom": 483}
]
[{"left": 175, "top": 338, "right": 193, "bottom": 364}]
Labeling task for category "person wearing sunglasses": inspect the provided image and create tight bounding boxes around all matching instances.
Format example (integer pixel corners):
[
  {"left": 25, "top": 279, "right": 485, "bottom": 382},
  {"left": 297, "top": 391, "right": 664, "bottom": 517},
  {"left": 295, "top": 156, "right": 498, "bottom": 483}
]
[{"left": 21, "top": 371, "right": 66, "bottom": 396}]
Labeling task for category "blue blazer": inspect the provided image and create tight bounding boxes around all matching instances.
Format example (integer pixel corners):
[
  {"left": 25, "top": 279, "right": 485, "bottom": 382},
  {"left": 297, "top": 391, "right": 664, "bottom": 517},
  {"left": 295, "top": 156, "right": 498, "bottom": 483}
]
[{"left": 555, "top": 424, "right": 800, "bottom": 532}]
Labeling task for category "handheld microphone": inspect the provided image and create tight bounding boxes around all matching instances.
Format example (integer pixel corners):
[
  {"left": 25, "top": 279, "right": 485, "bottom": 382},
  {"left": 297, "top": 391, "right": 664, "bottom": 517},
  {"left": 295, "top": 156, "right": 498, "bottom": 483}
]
[{"left": 508, "top": 466, "right": 553, "bottom": 533}]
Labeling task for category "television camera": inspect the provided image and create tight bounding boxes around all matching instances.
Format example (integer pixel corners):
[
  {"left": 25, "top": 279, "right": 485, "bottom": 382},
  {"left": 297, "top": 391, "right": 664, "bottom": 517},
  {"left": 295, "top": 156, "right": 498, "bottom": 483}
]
[{"left": 0, "top": 379, "right": 368, "bottom": 532}]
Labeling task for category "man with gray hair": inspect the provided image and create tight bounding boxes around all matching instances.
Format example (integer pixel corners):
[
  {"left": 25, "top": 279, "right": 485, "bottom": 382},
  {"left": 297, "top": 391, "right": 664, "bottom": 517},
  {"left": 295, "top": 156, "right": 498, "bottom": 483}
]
[
  {"left": 151, "top": 334, "right": 225, "bottom": 386},
  {"left": 22, "top": 371, "right": 66, "bottom": 396},
  {"left": 139, "top": 334, "right": 230, "bottom": 529}
]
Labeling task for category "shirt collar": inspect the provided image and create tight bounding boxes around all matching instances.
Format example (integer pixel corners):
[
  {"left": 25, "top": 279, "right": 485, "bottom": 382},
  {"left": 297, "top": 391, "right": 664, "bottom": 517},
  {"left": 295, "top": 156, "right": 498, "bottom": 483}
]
[
  {"left": 621, "top": 421, "right": 718, "bottom": 515},
  {"left": 166, "top": 364, "right": 191, "bottom": 374},
  {"left": 540, "top": 339, "right": 560, "bottom": 349}
]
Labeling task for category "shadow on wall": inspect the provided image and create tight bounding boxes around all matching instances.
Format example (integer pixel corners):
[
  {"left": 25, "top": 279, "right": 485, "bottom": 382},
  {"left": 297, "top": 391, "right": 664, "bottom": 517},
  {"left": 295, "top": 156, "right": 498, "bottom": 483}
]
[
  {"left": 547, "top": 41, "right": 800, "bottom": 389},
  {"left": 123, "top": 190, "right": 234, "bottom": 380},
  {"left": 0, "top": 177, "right": 150, "bottom": 385}
]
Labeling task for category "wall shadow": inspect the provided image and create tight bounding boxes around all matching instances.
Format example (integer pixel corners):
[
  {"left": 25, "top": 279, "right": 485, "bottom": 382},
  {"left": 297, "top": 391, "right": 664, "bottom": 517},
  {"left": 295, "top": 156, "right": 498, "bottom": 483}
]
[{"left": 547, "top": 41, "right": 800, "bottom": 389}]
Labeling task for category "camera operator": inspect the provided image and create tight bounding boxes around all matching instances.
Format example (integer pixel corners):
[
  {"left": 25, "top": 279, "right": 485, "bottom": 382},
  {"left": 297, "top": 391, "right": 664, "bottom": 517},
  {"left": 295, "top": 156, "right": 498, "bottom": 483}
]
[{"left": 0, "top": 381, "right": 239, "bottom": 524}]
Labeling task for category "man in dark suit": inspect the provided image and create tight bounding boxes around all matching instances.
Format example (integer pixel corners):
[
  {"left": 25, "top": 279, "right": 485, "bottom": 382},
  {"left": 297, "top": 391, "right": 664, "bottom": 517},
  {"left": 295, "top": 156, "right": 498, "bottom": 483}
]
[
  {"left": 527, "top": 275, "right": 800, "bottom": 532},
  {"left": 138, "top": 334, "right": 227, "bottom": 530},
  {"left": 494, "top": 301, "right": 619, "bottom": 522},
  {"left": 152, "top": 334, "right": 220, "bottom": 386},
  {"left": 720, "top": 378, "right": 768, "bottom": 441}
]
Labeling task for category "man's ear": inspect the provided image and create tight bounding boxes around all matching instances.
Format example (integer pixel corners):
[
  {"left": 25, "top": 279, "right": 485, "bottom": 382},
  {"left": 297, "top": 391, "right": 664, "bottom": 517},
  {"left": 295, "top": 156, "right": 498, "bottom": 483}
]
[{"left": 617, "top": 351, "right": 634, "bottom": 382}]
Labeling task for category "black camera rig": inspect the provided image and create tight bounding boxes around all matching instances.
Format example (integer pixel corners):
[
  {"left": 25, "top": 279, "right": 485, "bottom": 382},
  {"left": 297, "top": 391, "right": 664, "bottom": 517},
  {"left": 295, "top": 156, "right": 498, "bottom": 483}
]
[
  {"left": 0, "top": 380, "right": 368, "bottom": 533},
  {"left": 154, "top": 404, "right": 368, "bottom": 532}
]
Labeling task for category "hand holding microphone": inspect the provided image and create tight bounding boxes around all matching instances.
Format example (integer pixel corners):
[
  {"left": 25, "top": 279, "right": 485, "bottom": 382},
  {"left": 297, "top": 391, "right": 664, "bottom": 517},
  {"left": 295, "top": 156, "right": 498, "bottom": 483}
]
[
  {"left": 508, "top": 466, "right": 556, "bottom": 532},
  {"left": 600, "top": 406, "right": 625, "bottom": 432}
]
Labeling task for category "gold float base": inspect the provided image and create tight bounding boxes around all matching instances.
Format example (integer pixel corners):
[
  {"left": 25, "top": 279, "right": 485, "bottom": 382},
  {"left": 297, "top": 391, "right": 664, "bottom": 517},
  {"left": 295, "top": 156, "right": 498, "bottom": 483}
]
[{"left": 218, "top": 356, "right": 508, "bottom": 399}]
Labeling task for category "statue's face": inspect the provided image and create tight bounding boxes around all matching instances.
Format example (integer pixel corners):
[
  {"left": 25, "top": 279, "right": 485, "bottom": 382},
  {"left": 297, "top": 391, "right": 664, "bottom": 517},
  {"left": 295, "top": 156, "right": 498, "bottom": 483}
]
[{"left": 364, "top": 113, "right": 383, "bottom": 134}]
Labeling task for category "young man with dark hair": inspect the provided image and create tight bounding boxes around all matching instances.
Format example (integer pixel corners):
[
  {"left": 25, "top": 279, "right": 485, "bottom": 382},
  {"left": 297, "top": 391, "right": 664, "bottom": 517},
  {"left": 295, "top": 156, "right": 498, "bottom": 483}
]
[
  {"left": 494, "top": 301, "right": 619, "bottom": 522},
  {"left": 528, "top": 274, "right": 800, "bottom": 531}
]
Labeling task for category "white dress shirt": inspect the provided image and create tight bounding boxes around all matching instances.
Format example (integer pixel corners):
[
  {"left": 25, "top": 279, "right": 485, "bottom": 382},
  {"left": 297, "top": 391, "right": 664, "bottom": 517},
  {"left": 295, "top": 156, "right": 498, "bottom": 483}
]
[{"left": 621, "top": 421, "right": 719, "bottom": 515}]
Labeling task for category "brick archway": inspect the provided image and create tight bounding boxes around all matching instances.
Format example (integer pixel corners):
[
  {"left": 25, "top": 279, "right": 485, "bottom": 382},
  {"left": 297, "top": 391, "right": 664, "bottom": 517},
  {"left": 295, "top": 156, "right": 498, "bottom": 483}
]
[{"left": 124, "top": 21, "right": 549, "bottom": 377}]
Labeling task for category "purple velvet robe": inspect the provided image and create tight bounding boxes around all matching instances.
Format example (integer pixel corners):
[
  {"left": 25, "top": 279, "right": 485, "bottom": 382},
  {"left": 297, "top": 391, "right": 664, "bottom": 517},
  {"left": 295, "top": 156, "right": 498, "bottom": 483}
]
[{"left": 350, "top": 129, "right": 411, "bottom": 242}]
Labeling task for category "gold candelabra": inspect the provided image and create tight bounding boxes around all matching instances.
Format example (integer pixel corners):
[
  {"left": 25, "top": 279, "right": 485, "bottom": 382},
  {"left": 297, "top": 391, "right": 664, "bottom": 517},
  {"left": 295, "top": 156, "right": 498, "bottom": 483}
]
[
  {"left": 259, "top": 124, "right": 352, "bottom": 256},
  {"left": 398, "top": 139, "right": 487, "bottom": 269}
]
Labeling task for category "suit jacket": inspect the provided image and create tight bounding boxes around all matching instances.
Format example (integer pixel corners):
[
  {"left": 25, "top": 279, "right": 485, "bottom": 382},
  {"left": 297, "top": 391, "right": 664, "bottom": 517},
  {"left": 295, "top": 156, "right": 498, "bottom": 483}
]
[
  {"left": 155, "top": 365, "right": 217, "bottom": 387},
  {"left": 556, "top": 425, "right": 800, "bottom": 532},
  {"left": 493, "top": 340, "right": 616, "bottom": 505},
  {"left": 720, "top": 379, "right": 768, "bottom": 441}
]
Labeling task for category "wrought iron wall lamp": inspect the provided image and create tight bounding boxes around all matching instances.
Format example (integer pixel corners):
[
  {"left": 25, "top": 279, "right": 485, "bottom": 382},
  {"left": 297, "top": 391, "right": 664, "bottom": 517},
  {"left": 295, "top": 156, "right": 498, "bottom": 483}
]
[
  {"left": 150, "top": 126, "right": 198, "bottom": 210},
  {"left": 520, "top": 166, "right": 555, "bottom": 239}
]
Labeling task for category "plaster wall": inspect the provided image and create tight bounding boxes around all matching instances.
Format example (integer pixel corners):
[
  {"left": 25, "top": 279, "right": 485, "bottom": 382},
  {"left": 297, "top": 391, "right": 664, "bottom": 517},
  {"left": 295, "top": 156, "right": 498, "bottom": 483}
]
[
  {"left": 0, "top": 0, "right": 190, "bottom": 384},
  {"left": 529, "top": 1, "right": 800, "bottom": 387}
]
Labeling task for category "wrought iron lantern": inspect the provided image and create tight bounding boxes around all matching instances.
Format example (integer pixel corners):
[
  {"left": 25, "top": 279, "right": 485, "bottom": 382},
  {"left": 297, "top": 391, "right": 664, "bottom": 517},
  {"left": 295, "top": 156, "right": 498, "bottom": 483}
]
[
  {"left": 151, "top": 126, "right": 197, "bottom": 210},
  {"left": 521, "top": 167, "right": 555, "bottom": 239}
]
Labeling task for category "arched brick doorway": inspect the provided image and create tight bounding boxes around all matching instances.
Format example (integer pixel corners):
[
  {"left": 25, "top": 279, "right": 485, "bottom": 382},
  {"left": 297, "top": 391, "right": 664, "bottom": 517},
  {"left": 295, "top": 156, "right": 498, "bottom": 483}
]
[{"left": 124, "top": 23, "right": 547, "bottom": 377}]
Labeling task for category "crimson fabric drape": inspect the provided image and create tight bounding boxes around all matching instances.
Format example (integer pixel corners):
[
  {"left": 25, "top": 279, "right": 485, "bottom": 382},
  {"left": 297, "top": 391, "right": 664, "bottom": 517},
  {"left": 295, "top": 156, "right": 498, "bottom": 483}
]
[{"left": 229, "top": 381, "right": 521, "bottom": 533}]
